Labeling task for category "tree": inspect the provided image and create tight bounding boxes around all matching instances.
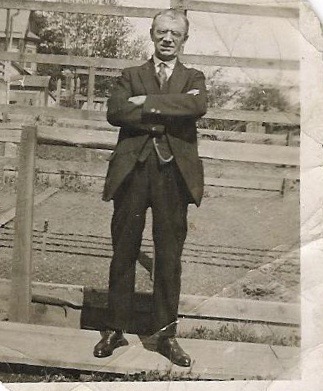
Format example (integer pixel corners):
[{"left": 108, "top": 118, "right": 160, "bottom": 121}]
[
  {"left": 236, "top": 84, "right": 290, "bottom": 112},
  {"left": 205, "top": 69, "right": 236, "bottom": 109},
  {"left": 198, "top": 69, "right": 242, "bottom": 132},
  {"left": 32, "top": 0, "right": 147, "bottom": 59},
  {"left": 30, "top": 0, "right": 148, "bottom": 103}
]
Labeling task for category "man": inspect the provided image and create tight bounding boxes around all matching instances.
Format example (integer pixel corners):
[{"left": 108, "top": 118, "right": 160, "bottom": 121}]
[{"left": 94, "top": 9, "right": 207, "bottom": 367}]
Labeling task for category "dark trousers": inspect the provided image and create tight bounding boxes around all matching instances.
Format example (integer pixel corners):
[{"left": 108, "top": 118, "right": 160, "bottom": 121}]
[{"left": 106, "top": 151, "right": 189, "bottom": 337}]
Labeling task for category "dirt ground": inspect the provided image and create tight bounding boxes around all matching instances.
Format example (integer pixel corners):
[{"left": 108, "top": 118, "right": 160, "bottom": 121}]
[{"left": 0, "top": 181, "right": 300, "bottom": 302}]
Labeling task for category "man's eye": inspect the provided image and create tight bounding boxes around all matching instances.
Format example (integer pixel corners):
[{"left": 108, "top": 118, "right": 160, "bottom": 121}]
[{"left": 172, "top": 31, "right": 182, "bottom": 38}]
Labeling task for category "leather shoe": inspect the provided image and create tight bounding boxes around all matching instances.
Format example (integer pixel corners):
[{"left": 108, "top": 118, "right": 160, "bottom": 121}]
[
  {"left": 157, "top": 337, "right": 191, "bottom": 367},
  {"left": 93, "top": 331, "right": 128, "bottom": 358}
]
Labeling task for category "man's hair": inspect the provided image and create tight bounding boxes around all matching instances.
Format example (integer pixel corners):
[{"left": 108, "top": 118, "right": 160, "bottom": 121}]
[{"left": 151, "top": 9, "right": 189, "bottom": 36}]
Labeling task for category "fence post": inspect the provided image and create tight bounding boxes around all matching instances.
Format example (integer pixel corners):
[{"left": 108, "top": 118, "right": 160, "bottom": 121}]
[
  {"left": 87, "top": 66, "right": 95, "bottom": 110},
  {"left": 9, "top": 125, "right": 37, "bottom": 323},
  {"left": 76, "top": 76, "right": 81, "bottom": 108},
  {"left": 56, "top": 78, "right": 61, "bottom": 107}
]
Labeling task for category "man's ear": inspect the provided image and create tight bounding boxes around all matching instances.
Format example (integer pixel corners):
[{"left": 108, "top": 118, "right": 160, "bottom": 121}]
[
  {"left": 150, "top": 28, "right": 154, "bottom": 41},
  {"left": 184, "top": 34, "right": 189, "bottom": 43}
]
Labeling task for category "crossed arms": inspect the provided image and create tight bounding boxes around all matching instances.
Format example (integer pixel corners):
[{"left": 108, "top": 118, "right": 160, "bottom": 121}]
[{"left": 107, "top": 67, "right": 208, "bottom": 135}]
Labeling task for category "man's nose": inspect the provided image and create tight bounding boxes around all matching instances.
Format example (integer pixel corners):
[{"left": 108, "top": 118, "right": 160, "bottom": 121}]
[{"left": 163, "top": 31, "right": 173, "bottom": 42}]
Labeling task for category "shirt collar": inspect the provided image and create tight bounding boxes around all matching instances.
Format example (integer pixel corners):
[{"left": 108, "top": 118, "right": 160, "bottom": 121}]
[{"left": 153, "top": 55, "right": 177, "bottom": 71}]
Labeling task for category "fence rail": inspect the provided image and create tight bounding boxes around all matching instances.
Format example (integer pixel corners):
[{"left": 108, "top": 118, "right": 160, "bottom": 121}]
[
  {"left": 0, "top": 126, "right": 300, "bottom": 166},
  {"left": 0, "top": 124, "right": 300, "bottom": 146},
  {"left": 0, "top": 0, "right": 299, "bottom": 19},
  {"left": 170, "top": 0, "right": 299, "bottom": 18},
  {"left": 0, "top": 104, "right": 300, "bottom": 125},
  {"left": 0, "top": 50, "right": 299, "bottom": 71}
]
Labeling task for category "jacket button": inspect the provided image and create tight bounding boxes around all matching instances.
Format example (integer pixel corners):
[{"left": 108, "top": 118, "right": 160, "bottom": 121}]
[
  {"left": 152, "top": 127, "right": 156, "bottom": 131},
  {"left": 156, "top": 110, "right": 161, "bottom": 114},
  {"left": 151, "top": 108, "right": 156, "bottom": 113}
]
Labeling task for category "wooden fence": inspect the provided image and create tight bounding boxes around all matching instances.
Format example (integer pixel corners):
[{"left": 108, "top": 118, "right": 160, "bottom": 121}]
[{"left": 0, "top": 0, "right": 302, "bottom": 379}]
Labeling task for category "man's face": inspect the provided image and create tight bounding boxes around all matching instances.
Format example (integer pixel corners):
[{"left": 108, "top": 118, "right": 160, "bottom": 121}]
[{"left": 150, "top": 15, "right": 188, "bottom": 61}]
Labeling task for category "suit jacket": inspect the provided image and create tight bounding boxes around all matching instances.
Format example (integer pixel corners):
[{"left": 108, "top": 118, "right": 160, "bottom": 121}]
[{"left": 102, "top": 58, "right": 208, "bottom": 206}]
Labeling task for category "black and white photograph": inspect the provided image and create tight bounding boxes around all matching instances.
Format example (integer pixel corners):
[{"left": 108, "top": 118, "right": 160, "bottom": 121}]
[{"left": 0, "top": 0, "right": 321, "bottom": 388}]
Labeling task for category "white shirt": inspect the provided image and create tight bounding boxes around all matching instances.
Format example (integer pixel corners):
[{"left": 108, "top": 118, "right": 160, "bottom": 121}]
[{"left": 153, "top": 55, "right": 177, "bottom": 80}]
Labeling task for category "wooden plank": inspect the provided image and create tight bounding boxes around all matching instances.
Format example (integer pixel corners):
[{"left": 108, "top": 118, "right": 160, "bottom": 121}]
[
  {"left": 206, "top": 107, "right": 300, "bottom": 125},
  {"left": 76, "top": 68, "right": 121, "bottom": 77},
  {"left": 0, "top": 188, "right": 59, "bottom": 227},
  {"left": 0, "top": 51, "right": 142, "bottom": 70},
  {"left": 205, "top": 176, "right": 282, "bottom": 191},
  {"left": 87, "top": 67, "right": 95, "bottom": 110},
  {"left": 0, "top": 126, "right": 299, "bottom": 153},
  {"left": 0, "top": 0, "right": 162, "bottom": 18},
  {"left": 0, "top": 123, "right": 22, "bottom": 130},
  {"left": 3, "top": 125, "right": 285, "bottom": 145},
  {"left": 0, "top": 104, "right": 300, "bottom": 125},
  {"left": 171, "top": 0, "right": 299, "bottom": 19},
  {"left": 55, "top": 78, "right": 61, "bottom": 107},
  {"left": 3, "top": 153, "right": 298, "bottom": 184},
  {"left": 9, "top": 126, "right": 37, "bottom": 323},
  {"left": 0, "top": 321, "right": 299, "bottom": 380},
  {"left": 203, "top": 159, "right": 300, "bottom": 180},
  {"left": 0, "top": 50, "right": 299, "bottom": 71},
  {"left": 0, "top": 128, "right": 21, "bottom": 142},
  {"left": 183, "top": 53, "right": 299, "bottom": 70},
  {"left": 3, "top": 159, "right": 109, "bottom": 178},
  {"left": 37, "top": 126, "right": 118, "bottom": 149},
  {"left": 198, "top": 128, "right": 288, "bottom": 145},
  {"left": 0, "top": 279, "right": 300, "bottom": 327},
  {"left": 199, "top": 139, "right": 299, "bottom": 166},
  {"left": 182, "top": 296, "right": 300, "bottom": 326}
]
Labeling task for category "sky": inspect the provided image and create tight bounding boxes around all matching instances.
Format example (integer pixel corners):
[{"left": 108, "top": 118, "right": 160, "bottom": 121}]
[{"left": 118, "top": 0, "right": 300, "bottom": 94}]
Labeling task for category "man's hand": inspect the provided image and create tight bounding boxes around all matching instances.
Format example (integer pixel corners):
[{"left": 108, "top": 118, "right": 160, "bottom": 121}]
[{"left": 128, "top": 95, "right": 147, "bottom": 105}]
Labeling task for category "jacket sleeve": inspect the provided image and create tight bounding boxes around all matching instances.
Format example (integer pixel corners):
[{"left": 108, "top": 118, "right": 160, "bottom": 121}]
[
  {"left": 142, "top": 70, "right": 208, "bottom": 121},
  {"left": 107, "top": 68, "right": 164, "bottom": 135}
]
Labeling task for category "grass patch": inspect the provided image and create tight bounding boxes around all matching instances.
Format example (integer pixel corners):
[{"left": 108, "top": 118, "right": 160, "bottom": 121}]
[
  {"left": 0, "top": 364, "right": 202, "bottom": 383},
  {"left": 177, "top": 324, "right": 300, "bottom": 347}
]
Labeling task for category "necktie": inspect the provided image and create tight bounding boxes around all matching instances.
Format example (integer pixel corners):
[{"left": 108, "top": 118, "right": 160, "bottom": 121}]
[{"left": 157, "top": 62, "right": 168, "bottom": 90}]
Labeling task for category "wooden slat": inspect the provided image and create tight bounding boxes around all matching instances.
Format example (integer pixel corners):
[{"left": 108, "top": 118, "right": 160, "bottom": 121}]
[
  {"left": 0, "top": 104, "right": 300, "bottom": 125},
  {"left": 3, "top": 143, "right": 299, "bottom": 175},
  {"left": 0, "top": 128, "right": 21, "bottom": 143},
  {"left": 37, "top": 126, "right": 118, "bottom": 148},
  {"left": 0, "top": 51, "right": 141, "bottom": 69},
  {"left": 0, "top": 188, "right": 59, "bottom": 227},
  {"left": 9, "top": 126, "right": 37, "bottom": 323},
  {"left": 205, "top": 176, "right": 282, "bottom": 191},
  {"left": 0, "top": 0, "right": 162, "bottom": 18},
  {"left": 0, "top": 50, "right": 299, "bottom": 71},
  {"left": 0, "top": 123, "right": 22, "bottom": 130},
  {"left": 171, "top": 0, "right": 299, "bottom": 19},
  {"left": 0, "top": 0, "right": 299, "bottom": 20},
  {"left": 0, "top": 321, "right": 299, "bottom": 380},
  {"left": 2, "top": 158, "right": 109, "bottom": 178},
  {"left": 87, "top": 67, "right": 95, "bottom": 110},
  {"left": 206, "top": 108, "right": 300, "bottom": 125},
  {"left": 183, "top": 53, "right": 299, "bottom": 70},
  {"left": 199, "top": 139, "right": 299, "bottom": 166},
  {"left": 180, "top": 296, "right": 300, "bottom": 326},
  {"left": 198, "top": 128, "right": 288, "bottom": 145},
  {"left": 0, "top": 126, "right": 297, "bottom": 146},
  {"left": 0, "top": 279, "right": 300, "bottom": 327},
  {"left": 76, "top": 68, "right": 121, "bottom": 77}
]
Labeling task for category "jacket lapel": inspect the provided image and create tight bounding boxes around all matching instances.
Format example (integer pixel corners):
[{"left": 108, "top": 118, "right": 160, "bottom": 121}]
[
  {"left": 138, "top": 58, "right": 189, "bottom": 94},
  {"left": 168, "top": 61, "right": 189, "bottom": 93},
  {"left": 138, "top": 58, "right": 160, "bottom": 94}
]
